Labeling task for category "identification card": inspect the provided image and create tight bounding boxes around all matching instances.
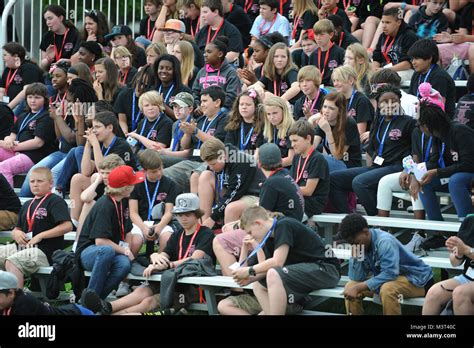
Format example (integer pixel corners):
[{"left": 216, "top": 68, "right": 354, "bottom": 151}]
[
  {"left": 193, "top": 149, "right": 201, "bottom": 157},
  {"left": 229, "top": 262, "right": 240, "bottom": 271},
  {"left": 413, "top": 162, "right": 427, "bottom": 182},
  {"left": 374, "top": 156, "right": 385, "bottom": 165},
  {"left": 26, "top": 232, "right": 33, "bottom": 240},
  {"left": 126, "top": 136, "right": 138, "bottom": 147},
  {"left": 289, "top": 39, "right": 295, "bottom": 46},
  {"left": 144, "top": 221, "right": 154, "bottom": 227},
  {"left": 466, "top": 267, "right": 474, "bottom": 279},
  {"left": 2, "top": 96, "right": 10, "bottom": 103},
  {"left": 440, "top": 178, "right": 450, "bottom": 185},
  {"left": 119, "top": 241, "right": 129, "bottom": 249}
]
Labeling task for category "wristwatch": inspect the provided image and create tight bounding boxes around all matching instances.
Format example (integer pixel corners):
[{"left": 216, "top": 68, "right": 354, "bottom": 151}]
[{"left": 248, "top": 267, "right": 256, "bottom": 276}]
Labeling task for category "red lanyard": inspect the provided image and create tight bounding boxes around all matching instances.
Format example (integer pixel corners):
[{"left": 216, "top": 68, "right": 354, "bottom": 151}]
[
  {"left": 273, "top": 79, "right": 281, "bottom": 97},
  {"left": 191, "top": 17, "right": 200, "bottom": 38},
  {"left": 244, "top": 0, "right": 253, "bottom": 13},
  {"left": 4, "top": 68, "right": 19, "bottom": 96},
  {"left": 317, "top": 43, "right": 333, "bottom": 77},
  {"left": 110, "top": 196, "right": 125, "bottom": 241},
  {"left": 229, "top": 4, "right": 233, "bottom": 12},
  {"left": 338, "top": 31, "right": 344, "bottom": 47},
  {"left": 54, "top": 91, "right": 68, "bottom": 118},
  {"left": 382, "top": 35, "right": 395, "bottom": 64},
  {"left": 147, "top": 17, "right": 156, "bottom": 40},
  {"left": 207, "top": 19, "right": 224, "bottom": 44},
  {"left": 258, "top": 15, "right": 277, "bottom": 36},
  {"left": 332, "top": 7, "right": 338, "bottom": 14},
  {"left": 295, "top": 146, "right": 315, "bottom": 183},
  {"left": 26, "top": 193, "right": 51, "bottom": 233},
  {"left": 120, "top": 68, "right": 130, "bottom": 85},
  {"left": 306, "top": 90, "right": 320, "bottom": 114},
  {"left": 178, "top": 224, "right": 201, "bottom": 260},
  {"left": 342, "top": 0, "right": 351, "bottom": 11},
  {"left": 268, "top": 167, "right": 283, "bottom": 177},
  {"left": 3, "top": 307, "right": 12, "bottom": 316},
  {"left": 280, "top": 0, "right": 286, "bottom": 15},
  {"left": 54, "top": 28, "right": 70, "bottom": 62},
  {"left": 291, "top": 15, "right": 300, "bottom": 40}
]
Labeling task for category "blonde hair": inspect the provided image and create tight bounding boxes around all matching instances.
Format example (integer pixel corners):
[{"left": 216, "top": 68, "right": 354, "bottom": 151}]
[
  {"left": 30, "top": 167, "right": 53, "bottom": 183},
  {"left": 293, "top": 0, "right": 318, "bottom": 17},
  {"left": 263, "top": 43, "right": 296, "bottom": 81},
  {"left": 297, "top": 65, "right": 322, "bottom": 86},
  {"left": 263, "top": 96, "right": 294, "bottom": 142},
  {"left": 200, "top": 137, "right": 226, "bottom": 162},
  {"left": 240, "top": 206, "right": 283, "bottom": 230},
  {"left": 138, "top": 90, "right": 165, "bottom": 112},
  {"left": 313, "top": 19, "right": 334, "bottom": 35},
  {"left": 346, "top": 43, "right": 371, "bottom": 90},
  {"left": 175, "top": 41, "right": 195, "bottom": 85},
  {"left": 99, "top": 154, "right": 125, "bottom": 170},
  {"left": 105, "top": 185, "right": 134, "bottom": 196},
  {"left": 113, "top": 45, "right": 132, "bottom": 59},
  {"left": 146, "top": 42, "right": 166, "bottom": 57},
  {"left": 332, "top": 65, "right": 360, "bottom": 91}
]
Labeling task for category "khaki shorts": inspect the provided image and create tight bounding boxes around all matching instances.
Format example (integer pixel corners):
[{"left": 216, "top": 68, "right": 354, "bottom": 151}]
[
  {"left": 228, "top": 293, "right": 262, "bottom": 315},
  {"left": 0, "top": 211, "right": 18, "bottom": 231},
  {"left": 0, "top": 244, "right": 49, "bottom": 276}
]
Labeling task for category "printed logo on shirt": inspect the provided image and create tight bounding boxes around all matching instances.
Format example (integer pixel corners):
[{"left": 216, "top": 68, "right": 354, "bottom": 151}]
[
  {"left": 389, "top": 128, "right": 402, "bottom": 141},
  {"left": 187, "top": 243, "right": 196, "bottom": 256},
  {"left": 353, "top": 0, "right": 361, "bottom": 5},
  {"left": 328, "top": 60, "right": 338, "bottom": 69},
  {"left": 207, "top": 128, "right": 216, "bottom": 136},
  {"left": 451, "top": 151, "right": 459, "bottom": 162},
  {"left": 157, "top": 192, "right": 167, "bottom": 202},
  {"left": 14, "top": 75, "right": 23, "bottom": 84},
  {"left": 169, "top": 96, "right": 175, "bottom": 104},
  {"left": 199, "top": 76, "right": 228, "bottom": 88},
  {"left": 387, "top": 43, "right": 401, "bottom": 65},
  {"left": 302, "top": 170, "right": 309, "bottom": 180},
  {"left": 124, "top": 207, "right": 130, "bottom": 220},
  {"left": 35, "top": 208, "right": 48, "bottom": 220},
  {"left": 251, "top": 133, "right": 259, "bottom": 145},
  {"left": 251, "top": 4, "right": 259, "bottom": 12},
  {"left": 347, "top": 108, "right": 356, "bottom": 118},
  {"left": 149, "top": 130, "right": 157, "bottom": 140},
  {"left": 64, "top": 42, "right": 74, "bottom": 52},
  {"left": 279, "top": 138, "right": 287, "bottom": 147},
  {"left": 280, "top": 82, "right": 289, "bottom": 93},
  {"left": 28, "top": 120, "right": 37, "bottom": 131}
]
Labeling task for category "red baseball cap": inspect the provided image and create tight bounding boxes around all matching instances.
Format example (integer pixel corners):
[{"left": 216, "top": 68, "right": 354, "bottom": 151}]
[{"left": 108, "top": 165, "right": 145, "bottom": 188}]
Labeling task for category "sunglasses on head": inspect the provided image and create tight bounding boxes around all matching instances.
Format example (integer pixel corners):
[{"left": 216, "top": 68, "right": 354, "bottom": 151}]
[{"left": 84, "top": 9, "right": 98, "bottom": 18}]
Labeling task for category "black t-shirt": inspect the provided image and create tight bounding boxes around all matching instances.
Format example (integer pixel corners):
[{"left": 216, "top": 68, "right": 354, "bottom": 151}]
[
  {"left": 0, "top": 173, "right": 21, "bottom": 213},
  {"left": 256, "top": 216, "right": 340, "bottom": 267},
  {"left": 454, "top": 94, "right": 474, "bottom": 129},
  {"left": 114, "top": 87, "right": 143, "bottom": 132},
  {"left": 290, "top": 150, "right": 329, "bottom": 217},
  {"left": 139, "top": 16, "right": 157, "bottom": 39},
  {"left": 260, "top": 68, "right": 302, "bottom": 104},
  {"left": 235, "top": 0, "right": 260, "bottom": 23},
  {"left": 156, "top": 84, "right": 193, "bottom": 109},
  {"left": 120, "top": 66, "right": 138, "bottom": 87},
  {"left": 13, "top": 109, "right": 56, "bottom": 163},
  {"left": 291, "top": 49, "right": 311, "bottom": 69},
  {"left": 58, "top": 114, "right": 76, "bottom": 154},
  {"left": 356, "top": 0, "right": 389, "bottom": 22},
  {"left": 132, "top": 47, "right": 147, "bottom": 69},
  {"left": 17, "top": 194, "right": 70, "bottom": 263},
  {"left": 133, "top": 114, "right": 173, "bottom": 150},
  {"left": 195, "top": 20, "right": 243, "bottom": 55},
  {"left": 408, "top": 5, "right": 449, "bottom": 38},
  {"left": 408, "top": 64, "right": 456, "bottom": 117},
  {"left": 224, "top": 5, "right": 252, "bottom": 48},
  {"left": 308, "top": 45, "right": 345, "bottom": 86},
  {"left": 94, "top": 136, "right": 138, "bottom": 170},
  {"left": 259, "top": 168, "right": 304, "bottom": 221},
  {"left": 315, "top": 116, "right": 362, "bottom": 168},
  {"left": 0, "top": 62, "right": 44, "bottom": 102},
  {"left": 260, "top": 130, "right": 292, "bottom": 164},
  {"left": 76, "top": 195, "right": 133, "bottom": 258},
  {"left": 366, "top": 115, "right": 416, "bottom": 166},
  {"left": 4, "top": 290, "right": 81, "bottom": 315},
  {"left": 130, "top": 176, "right": 180, "bottom": 221},
  {"left": 224, "top": 121, "right": 263, "bottom": 152},
  {"left": 291, "top": 10, "right": 317, "bottom": 43},
  {"left": 164, "top": 225, "right": 215, "bottom": 264},
  {"left": 39, "top": 27, "right": 81, "bottom": 61},
  {"left": 411, "top": 127, "right": 439, "bottom": 170},
  {"left": 0, "top": 103, "right": 14, "bottom": 140},
  {"left": 335, "top": 30, "right": 359, "bottom": 50},
  {"left": 372, "top": 23, "right": 418, "bottom": 67},
  {"left": 190, "top": 112, "right": 228, "bottom": 160},
  {"left": 293, "top": 89, "right": 327, "bottom": 121},
  {"left": 170, "top": 117, "right": 194, "bottom": 152},
  {"left": 346, "top": 91, "right": 374, "bottom": 127}
]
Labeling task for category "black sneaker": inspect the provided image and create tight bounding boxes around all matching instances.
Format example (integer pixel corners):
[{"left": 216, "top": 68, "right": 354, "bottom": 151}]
[
  {"left": 80, "top": 289, "right": 113, "bottom": 315},
  {"left": 142, "top": 308, "right": 176, "bottom": 315},
  {"left": 420, "top": 235, "right": 447, "bottom": 251}
]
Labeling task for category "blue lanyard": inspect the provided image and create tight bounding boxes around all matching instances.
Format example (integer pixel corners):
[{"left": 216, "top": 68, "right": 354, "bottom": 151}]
[
  {"left": 215, "top": 171, "right": 225, "bottom": 200},
  {"left": 438, "top": 142, "right": 446, "bottom": 168},
  {"left": 347, "top": 89, "right": 356, "bottom": 111},
  {"left": 420, "top": 133, "right": 432, "bottom": 163},
  {"left": 376, "top": 116, "right": 397, "bottom": 157},
  {"left": 158, "top": 84, "right": 175, "bottom": 104},
  {"left": 145, "top": 179, "right": 160, "bottom": 220},
  {"left": 139, "top": 114, "right": 162, "bottom": 149},
  {"left": 172, "top": 115, "right": 191, "bottom": 151},
  {"left": 416, "top": 65, "right": 435, "bottom": 98},
  {"left": 18, "top": 109, "right": 44, "bottom": 135},
  {"left": 197, "top": 113, "right": 220, "bottom": 149},
  {"left": 240, "top": 123, "right": 254, "bottom": 150},
  {"left": 131, "top": 90, "right": 142, "bottom": 131},
  {"left": 101, "top": 135, "right": 117, "bottom": 156},
  {"left": 239, "top": 218, "right": 277, "bottom": 267}
]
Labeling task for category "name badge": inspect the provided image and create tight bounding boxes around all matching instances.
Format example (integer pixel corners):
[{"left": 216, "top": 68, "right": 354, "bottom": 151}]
[
  {"left": 466, "top": 267, "right": 474, "bottom": 279},
  {"left": 374, "top": 156, "right": 384, "bottom": 166},
  {"left": 2, "top": 96, "right": 10, "bottom": 103},
  {"left": 26, "top": 232, "right": 33, "bottom": 240},
  {"left": 119, "top": 241, "right": 129, "bottom": 249},
  {"left": 144, "top": 221, "right": 154, "bottom": 227},
  {"left": 440, "top": 178, "right": 450, "bottom": 185},
  {"left": 193, "top": 149, "right": 201, "bottom": 157},
  {"left": 289, "top": 39, "right": 296, "bottom": 46},
  {"left": 126, "top": 136, "right": 138, "bottom": 147},
  {"left": 229, "top": 262, "right": 240, "bottom": 271}
]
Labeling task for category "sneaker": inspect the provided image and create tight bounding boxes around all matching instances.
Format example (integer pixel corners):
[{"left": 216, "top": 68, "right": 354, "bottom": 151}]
[
  {"left": 80, "top": 289, "right": 113, "bottom": 315},
  {"left": 115, "top": 282, "right": 131, "bottom": 298},
  {"left": 420, "top": 235, "right": 447, "bottom": 251},
  {"left": 404, "top": 232, "right": 427, "bottom": 253},
  {"left": 174, "top": 308, "right": 188, "bottom": 316},
  {"left": 142, "top": 308, "right": 176, "bottom": 316}
]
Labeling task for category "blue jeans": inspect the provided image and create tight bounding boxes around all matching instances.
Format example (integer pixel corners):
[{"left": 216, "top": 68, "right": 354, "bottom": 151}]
[
  {"left": 56, "top": 146, "right": 84, "bottom": 192},
  {"left": 419, "top": 172, "right": 474, "bottom": 221},
  {"left": 19, "top": 151, "right": 67, "bottom": 197},
  {"left": 330, "top": 164, "right": 402, "bottom": 215},
  {"left": 323, "top": 154, "right": 347, "bottom": 173},
  {"left": 80, "top": 245, "right": 131, "bottom": 299}
]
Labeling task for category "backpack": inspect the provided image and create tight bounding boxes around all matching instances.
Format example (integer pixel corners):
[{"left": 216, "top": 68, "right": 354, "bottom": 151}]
[
  {"left": 446, "top": 55, "right": 469, "bottom": 81},
  {"left": 46, "top": 250, "right": 85, "bottom": 300}
]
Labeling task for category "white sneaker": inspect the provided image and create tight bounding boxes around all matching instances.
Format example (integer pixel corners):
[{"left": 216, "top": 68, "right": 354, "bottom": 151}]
[
  {"left": 404, "top": 232, "right": 426, "bottom": 253},
  {"left": 115, "top": 282, "right": 131, "bottom": 298}
]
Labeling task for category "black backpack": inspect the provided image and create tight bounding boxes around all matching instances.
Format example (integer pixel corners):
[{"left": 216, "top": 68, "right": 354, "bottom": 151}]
[{"left": 46, "top": 250, "right": 85, "bottom": 300}]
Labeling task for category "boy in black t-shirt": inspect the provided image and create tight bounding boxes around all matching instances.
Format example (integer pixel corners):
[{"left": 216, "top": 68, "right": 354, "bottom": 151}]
[
  {"left": 289, "top": 120, "right": 330, "bottom": 218},
  {"left": 318, "top": 0, "right": 352, "bottom": 32},
  {"left": 232, "top": 206, "right": 341, "bottom": 315},
  {"left": 138, "top": 0, "right": 160, "bottom": 43},
  {"left": 0, "top": 168, "right": 71, "bottom": 288},
  {"left": 76, "top": 165, "right": 145, "bottom": 299}
]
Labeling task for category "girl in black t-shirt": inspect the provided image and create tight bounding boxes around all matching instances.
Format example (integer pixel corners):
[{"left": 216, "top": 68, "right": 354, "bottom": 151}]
[
  {"left": 290, "top": 0, "right": 318, "bottom": 48},
  {"left": 224, "top": 90, "right": 265, "bottom": 153},
  {"left": 345, "top": 43, "right": 372, "bottom": 96},
  {"left": 82, "top": 9, "right": 110, "bottom": 46},
  {"left": 49, "top": 62, "right": 70, "bottom": 117},
  {"left": 112, "top": 46, "right": 138, "bottom": 87},
  {"left": 93, "top": 57, "right": 121, "bottom": 104},
  {"left": 172, "top": 41, "right": 197, "bottom": 88},
  {"left": 40, "top": 5, "right": 81, "bottom": 71}
]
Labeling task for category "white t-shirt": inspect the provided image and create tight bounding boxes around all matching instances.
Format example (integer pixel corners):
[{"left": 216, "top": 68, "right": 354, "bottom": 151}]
[{"left": 250, "top": 13, "right": 290, "bottom": 40}]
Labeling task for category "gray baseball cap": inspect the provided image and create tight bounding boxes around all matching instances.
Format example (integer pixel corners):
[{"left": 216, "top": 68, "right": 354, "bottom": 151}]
[
  {"left": 0, "top": 271, "right": 18, "bottom": 290},
  {"left": 171, "top": 92, "right": 194, "bottom": 108},
  {"left": 172, "top": 193, "right": 200, "bottom": 214},
  {"left": 258, "top": 143, "right": 282, "bottom": 167}
]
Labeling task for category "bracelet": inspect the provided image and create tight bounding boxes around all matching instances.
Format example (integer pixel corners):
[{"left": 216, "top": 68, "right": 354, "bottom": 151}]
[{"left": 401, "top": 2, "right": 406, "bottom": 10}]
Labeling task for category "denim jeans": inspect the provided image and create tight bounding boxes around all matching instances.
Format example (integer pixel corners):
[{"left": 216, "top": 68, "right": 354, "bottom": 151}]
[
  {"left": 330, "top": 164, "right": 402, "bottom": 215},
  {"left": 419, "top": 172, "right": 474, "bottom": 221},
  {"left": 323, "top": 154, "right": 347, "bottom": 173},
  {"left": 20, "top": 151, "right": 67, "bottom": 197},
  {"left": 56, "top": 146, "right": 84, "bottom": 192},
  {"left": 80, "top": 244, "right": 131, "bottom": 299}
]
